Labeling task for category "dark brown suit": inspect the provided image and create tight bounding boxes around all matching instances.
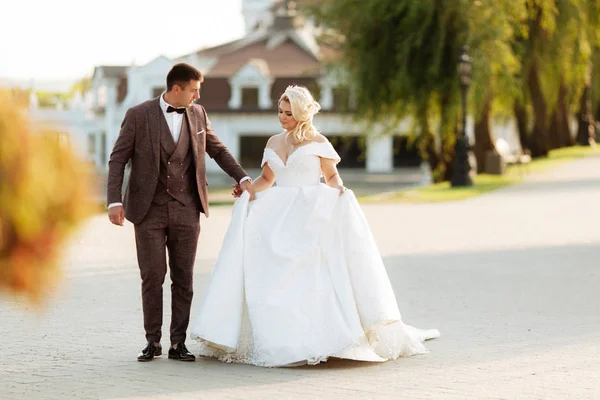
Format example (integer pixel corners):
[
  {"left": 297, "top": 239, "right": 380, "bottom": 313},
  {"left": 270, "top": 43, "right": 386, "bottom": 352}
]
[{"left": 107, "top": 98, "right": 247, "bottom": 344}]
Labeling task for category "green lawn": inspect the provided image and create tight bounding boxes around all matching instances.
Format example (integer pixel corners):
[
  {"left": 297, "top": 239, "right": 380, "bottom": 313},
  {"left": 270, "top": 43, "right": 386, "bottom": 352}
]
[{"left": 360, "top": 145, "right": 598, "bottom": 204}]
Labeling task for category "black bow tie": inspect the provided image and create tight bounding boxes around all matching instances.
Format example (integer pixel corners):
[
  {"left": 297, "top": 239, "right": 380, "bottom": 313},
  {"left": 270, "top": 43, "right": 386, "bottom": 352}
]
[{"left": 167, "top": 106, "right": 186, "bottom": 114}]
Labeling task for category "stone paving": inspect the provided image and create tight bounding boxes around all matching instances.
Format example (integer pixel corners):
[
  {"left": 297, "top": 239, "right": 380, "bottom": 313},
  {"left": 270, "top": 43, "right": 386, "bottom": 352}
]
[{"left": 1, "top": 154, "right": 599, "bottom": 400}]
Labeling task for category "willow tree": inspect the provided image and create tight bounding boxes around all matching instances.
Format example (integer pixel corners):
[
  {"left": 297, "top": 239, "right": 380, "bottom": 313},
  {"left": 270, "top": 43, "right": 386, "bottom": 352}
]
[
  {"left": 467, "top": 0, "right": 523, "bottom": 172},
  {"left": 576, "top": 0, "right": 600, "bottom": 144},
  {"left": 593, "top": 47, "right": 600, "bottom": 121},
  {"left": 544, "top": 0, "right": 600, "bottom": 149},
  {"left": 306, "top": 0, "right": 469, "bottom": 182},
  {"left": 517, "top": 0, "right": 560, "bottom": 157},
  {"left": 513, "top": 0, "right": 600, "bottom": 154},
  {"left": 306, "top": 0, "right": 534, "bottom": 178}
]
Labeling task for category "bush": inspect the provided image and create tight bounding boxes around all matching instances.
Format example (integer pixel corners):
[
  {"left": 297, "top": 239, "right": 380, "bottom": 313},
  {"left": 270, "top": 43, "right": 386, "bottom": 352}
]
[{"left": 0, "top": 89, "right": 94, "bottom": 302}]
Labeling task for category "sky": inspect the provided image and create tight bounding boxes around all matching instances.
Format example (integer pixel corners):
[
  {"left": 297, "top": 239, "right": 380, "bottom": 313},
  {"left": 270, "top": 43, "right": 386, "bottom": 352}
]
[{"left": 0, "top": 0, "right": 245, "bottom": 86}]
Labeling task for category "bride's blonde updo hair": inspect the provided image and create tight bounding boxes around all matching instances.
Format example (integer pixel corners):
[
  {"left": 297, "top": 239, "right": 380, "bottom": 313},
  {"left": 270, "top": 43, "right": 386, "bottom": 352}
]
[{"left": 279, "top": 85, "right": 321, "bottom": 145}]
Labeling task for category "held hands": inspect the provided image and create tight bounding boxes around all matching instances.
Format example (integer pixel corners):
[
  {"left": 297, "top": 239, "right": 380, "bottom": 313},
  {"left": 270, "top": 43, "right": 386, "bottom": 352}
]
[
  {"left": 233, "top": 180, "right": 256, "bottom": 200},
  {"left": 232, "top": 183, "right": 243, "bottom": 198},
  {"left": 108, "top": 205, "right": 125, "bottom": 226}
]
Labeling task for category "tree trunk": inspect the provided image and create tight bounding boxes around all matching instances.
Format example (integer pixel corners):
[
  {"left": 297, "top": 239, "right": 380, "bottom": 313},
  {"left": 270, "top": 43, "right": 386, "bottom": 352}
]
[
  {"left": 577, "top": 80, "right": 596, "bottom": 145},
  {"left": 548, "top": 82, "right": 572, "bottom": 149},
  {"left": 474, "top": 94, "right": 495, "bottom": 173},
  {"left": 419, "top": 131, "right": 441, "bottom": 182},
  {"left": 439, "top": 93, "right": 455, "bottom": 182},
  {"left": 548, "top": 109, "right": 561, "bottom": 150},
  {"left": 416, "top": 111, "right": 441, "bottom": 181},
  {"left": 527, "top": 64, "right": 550, "bottom": 157},
  {"left": 514, "top": 100, "right": 529, "bottom": 152},
  {"left": 524, "top": 4, "right": 550, "bottom": 157},
  {"left": 558, "top": 83, "right": 573, "bottom": 147},
  {"left": 441, "top": 122, "right": 457, "bottom": 182}
]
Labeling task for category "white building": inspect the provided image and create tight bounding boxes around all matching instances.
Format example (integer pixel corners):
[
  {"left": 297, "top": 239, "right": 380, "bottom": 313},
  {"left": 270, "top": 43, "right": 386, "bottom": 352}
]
[{"left": 27, "top": 90, "right": 92, "bottom": 159}]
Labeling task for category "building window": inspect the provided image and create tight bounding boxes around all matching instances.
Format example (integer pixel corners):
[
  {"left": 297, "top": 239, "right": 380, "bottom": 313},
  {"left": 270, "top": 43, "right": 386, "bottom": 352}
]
[
  {"left": 87, "top": 133, "right": 96, "bottom": 156},
  {"left": 97, "top": 86, "right": 106, "bottom": 107},
  {"left": 241, "top": 87, "right": 259, "bottom": 108},
  {"left": 329, "top": 135, "right": 366, "bottom": 168},
  {"left": 332, "top": 87, "right": 351, "bottom": 111},
  {"left": 99, "top": 132, "right": 107, "bottom": 165},
  {"left": 152, "top": 87, "right": 164, "bottom": 98},
  {"left": 239, "top": 135, "right": 271, "bottom": 169},
  {"left": 393, "top": 136, "right": 422, "bottom": 167},
  {"left": 305, "top": 81, "right": 321, "bottom": 102}
]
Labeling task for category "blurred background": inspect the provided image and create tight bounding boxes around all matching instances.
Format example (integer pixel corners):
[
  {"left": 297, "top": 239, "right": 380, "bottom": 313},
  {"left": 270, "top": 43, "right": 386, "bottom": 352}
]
[{"left": 1, "top": 0, "right": 599, "bottom": 197}]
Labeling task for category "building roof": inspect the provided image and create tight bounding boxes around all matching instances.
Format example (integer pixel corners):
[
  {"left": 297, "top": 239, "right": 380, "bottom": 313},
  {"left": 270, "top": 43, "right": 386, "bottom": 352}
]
[
  {"left": 205, "top": 38, "right": 321, "bottom": 78},
  {"left": 93, "top": 66, "right": 127, "bottom": 80},
  {"left": 97, "top": 1, "right": 339, "bottom": 108},
  {"left": 179, "top": 1, "right": 334, "bottom": 78}
]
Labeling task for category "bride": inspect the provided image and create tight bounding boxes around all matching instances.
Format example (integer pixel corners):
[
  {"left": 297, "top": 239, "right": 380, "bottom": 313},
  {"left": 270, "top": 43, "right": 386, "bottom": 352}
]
[{"left": 191, "top": 85, "right": 439, "bottom": 367}]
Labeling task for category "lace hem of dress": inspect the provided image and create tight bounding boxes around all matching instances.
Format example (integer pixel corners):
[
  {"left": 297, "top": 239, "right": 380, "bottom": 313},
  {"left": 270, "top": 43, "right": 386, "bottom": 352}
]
[
  {"left": 196, "top": 339, "right": 352, "bottom": 368},
  {"left": 194, "top": 318, "right": 438, "bottom": 368}
]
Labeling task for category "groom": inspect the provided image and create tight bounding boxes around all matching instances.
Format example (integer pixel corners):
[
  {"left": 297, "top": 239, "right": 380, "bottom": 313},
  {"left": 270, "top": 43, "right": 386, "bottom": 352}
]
[{"left": 107, "top": 63, "right": 255, "bottom": 362}]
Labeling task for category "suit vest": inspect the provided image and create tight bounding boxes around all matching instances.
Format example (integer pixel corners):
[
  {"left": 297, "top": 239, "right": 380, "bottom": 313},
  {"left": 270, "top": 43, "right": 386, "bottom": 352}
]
[{"left": 152, "top": 113, "right": 202, "bottom": 211}]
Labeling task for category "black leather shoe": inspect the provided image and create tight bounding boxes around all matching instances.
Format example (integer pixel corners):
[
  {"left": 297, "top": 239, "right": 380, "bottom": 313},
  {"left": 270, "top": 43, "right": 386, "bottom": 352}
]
[
  {"left": 168, "top": 342, "right": 195, "bottom": 361},
  {"left": 137, "top": 341, "right": 162, "bottom": 362}
]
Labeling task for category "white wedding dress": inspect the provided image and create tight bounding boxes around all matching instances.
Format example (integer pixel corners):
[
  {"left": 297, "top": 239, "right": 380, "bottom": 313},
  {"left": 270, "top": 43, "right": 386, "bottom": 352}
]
[{"left": 191, "top": 141, "right": 440, "bottom": 367}]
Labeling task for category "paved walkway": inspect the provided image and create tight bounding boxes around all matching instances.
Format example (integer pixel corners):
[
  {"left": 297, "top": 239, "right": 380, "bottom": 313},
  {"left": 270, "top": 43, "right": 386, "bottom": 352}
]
[{"left": 2, "top": 153, "right": 599, "bottom": 399}]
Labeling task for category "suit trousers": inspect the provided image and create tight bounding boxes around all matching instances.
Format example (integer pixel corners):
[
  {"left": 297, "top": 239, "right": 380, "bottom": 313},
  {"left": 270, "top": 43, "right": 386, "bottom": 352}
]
[{"left": 134, "top": 200, "right": 200, "bottom": 344}]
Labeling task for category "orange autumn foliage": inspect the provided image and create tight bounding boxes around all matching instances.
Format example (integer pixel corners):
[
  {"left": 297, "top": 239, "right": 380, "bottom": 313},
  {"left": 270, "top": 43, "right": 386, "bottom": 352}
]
[{"left": 0, "top": 89, "right": 95, "bottom": 302}]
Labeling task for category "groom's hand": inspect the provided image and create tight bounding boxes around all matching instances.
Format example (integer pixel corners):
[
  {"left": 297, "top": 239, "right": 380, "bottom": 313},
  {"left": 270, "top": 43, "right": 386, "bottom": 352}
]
[
  {"left": 108, "top": 206, "right": 125, "bottom": 226},
  {"left": 239, "top": 180, "right": 256, "bottom": 201},
  {"left": 232, "top": 183, "right": 243, "bottom": 198}
]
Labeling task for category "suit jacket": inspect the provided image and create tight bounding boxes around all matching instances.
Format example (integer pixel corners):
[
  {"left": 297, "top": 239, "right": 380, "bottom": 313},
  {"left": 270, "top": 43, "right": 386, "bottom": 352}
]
[{"left": 107, "top": 98, "right": 247, "bottom": 224}]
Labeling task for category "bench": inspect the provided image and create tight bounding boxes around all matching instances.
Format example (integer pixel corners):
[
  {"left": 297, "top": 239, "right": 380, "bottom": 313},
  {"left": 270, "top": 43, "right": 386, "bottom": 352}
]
[{"left": 495, "top": 138, "right": 531, "bottom": 175}]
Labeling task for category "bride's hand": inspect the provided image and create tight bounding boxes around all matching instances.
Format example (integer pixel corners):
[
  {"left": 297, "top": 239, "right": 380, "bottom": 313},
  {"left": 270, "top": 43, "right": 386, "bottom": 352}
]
[
  {"left": 334, "top": 185, "right": 347, "bottom": 196},
  {"left": 240, "top": 180, "right": 256, "bottom": 201}
]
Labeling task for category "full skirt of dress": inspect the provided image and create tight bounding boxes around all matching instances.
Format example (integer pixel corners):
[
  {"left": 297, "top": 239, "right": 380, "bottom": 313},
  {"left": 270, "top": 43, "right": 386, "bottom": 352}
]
[{"left": 191, "top": 184, "right": 439, "bottom": 367}]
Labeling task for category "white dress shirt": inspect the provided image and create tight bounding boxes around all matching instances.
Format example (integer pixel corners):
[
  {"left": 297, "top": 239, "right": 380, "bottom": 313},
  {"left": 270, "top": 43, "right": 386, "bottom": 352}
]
[
  {"left": 107, "top": 93, "right": 250, "bottom": 209},
  {"left": 160, "top": 92, "right": 184, "bottom": 143}
]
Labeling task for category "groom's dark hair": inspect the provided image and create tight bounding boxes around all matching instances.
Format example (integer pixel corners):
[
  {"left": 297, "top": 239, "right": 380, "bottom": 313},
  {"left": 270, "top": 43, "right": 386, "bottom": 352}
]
[{"left": 166, "top": 63, "right": 203, "bottom": 91}]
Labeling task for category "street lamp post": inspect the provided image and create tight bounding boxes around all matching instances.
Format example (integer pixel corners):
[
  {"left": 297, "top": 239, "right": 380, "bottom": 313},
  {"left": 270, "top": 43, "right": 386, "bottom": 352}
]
[{"left": 451, "top": 45, "right": 474, "bottom": 187}]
